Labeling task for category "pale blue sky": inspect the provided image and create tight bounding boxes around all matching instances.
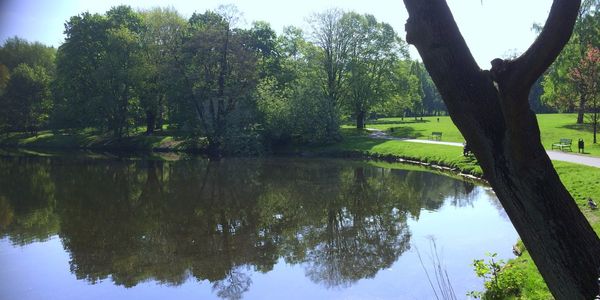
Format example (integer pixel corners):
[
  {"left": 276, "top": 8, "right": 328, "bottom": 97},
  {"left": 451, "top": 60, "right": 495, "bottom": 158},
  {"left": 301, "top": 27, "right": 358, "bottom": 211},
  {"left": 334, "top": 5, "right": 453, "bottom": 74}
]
[{"left": 0, "top": 0, "right": 553, "bottom": 68}]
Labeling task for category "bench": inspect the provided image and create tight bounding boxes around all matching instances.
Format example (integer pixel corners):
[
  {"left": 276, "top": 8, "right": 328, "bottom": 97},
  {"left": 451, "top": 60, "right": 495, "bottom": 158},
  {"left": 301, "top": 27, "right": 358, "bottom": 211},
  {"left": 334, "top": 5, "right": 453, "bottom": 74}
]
[
  {"left": 431, "top": 132, "right": 442, "bottom": 141},
  {"left": 552, "top": 138, "right": 572, "bottom": 152}
]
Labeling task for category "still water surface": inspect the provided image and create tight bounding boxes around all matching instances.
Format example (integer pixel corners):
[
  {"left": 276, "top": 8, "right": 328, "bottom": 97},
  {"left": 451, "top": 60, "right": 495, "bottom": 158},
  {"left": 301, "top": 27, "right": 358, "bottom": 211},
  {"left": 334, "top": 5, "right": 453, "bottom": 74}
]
[{"left": 0, "top": 154, "right": 518, "bottom": 300}]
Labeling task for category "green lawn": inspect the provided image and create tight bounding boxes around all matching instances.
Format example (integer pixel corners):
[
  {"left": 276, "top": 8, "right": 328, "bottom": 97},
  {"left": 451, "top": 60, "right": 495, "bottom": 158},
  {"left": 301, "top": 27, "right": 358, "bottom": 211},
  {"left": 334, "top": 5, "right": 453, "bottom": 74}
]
[{"left": 350, "top": 114, "right": 600, "bottom": 157}]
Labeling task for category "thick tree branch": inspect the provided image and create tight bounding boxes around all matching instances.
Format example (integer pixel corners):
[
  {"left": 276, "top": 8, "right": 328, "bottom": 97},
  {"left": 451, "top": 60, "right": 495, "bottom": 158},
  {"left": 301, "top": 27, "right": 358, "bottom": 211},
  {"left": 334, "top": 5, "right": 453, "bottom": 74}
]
[
  {"left": 403, "top": 0, "right": 504, "bottom": 175},
  {"left": 404, "top": 0, "right": 480, "bottom": 76},
  {"left": 492, "top": 0, "right": 581, "bottom": 95},
  {"left": 403, "top": 0, "right": 600, "bottom": 298}
]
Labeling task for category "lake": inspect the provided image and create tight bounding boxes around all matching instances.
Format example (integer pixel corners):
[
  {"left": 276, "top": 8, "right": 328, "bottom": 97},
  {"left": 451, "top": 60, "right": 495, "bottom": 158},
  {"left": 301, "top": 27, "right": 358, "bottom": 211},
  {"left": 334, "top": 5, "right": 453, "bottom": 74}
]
[{"left": 0, "top": 153, "right": 518, "bottom": 300}]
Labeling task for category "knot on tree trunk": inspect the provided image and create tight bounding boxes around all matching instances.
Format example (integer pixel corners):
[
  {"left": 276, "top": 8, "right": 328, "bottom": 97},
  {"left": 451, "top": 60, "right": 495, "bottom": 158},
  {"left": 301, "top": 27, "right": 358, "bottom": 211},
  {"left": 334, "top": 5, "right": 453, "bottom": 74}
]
[{"left": 490, "top": 58, "right": 512, "bottom": 85}]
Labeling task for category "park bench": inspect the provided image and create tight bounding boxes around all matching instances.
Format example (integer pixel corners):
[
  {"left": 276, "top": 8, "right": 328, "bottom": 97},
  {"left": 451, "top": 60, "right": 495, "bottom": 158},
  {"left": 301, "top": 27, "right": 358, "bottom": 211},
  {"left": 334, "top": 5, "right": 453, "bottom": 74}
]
[
  {"left": 431, "top": 132, "right": 442, "bottom": 141},
  {"left": 552, "top": 138, "right": 572, "bottom": 152}
]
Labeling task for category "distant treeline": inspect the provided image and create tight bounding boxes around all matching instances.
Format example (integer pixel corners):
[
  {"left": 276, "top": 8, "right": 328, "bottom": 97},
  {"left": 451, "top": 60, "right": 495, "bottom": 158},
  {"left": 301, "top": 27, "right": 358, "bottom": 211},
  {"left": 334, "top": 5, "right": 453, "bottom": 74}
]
[{"left": 3, "top": 4, "right": 586, "bottom": 155}]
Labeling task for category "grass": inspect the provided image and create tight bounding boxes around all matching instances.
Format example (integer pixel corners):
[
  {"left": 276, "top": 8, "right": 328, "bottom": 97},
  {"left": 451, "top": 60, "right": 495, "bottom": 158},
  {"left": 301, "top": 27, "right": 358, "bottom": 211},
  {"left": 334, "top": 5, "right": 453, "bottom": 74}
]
[
  {"left": 350, "top": 114, "right": 600, "bottom": 157},
  {"left": 0, "top": 128, "right": 205, "bottom": 152},
  {"left": 322, "top": 128, "right": 483, "bottom": 175}
]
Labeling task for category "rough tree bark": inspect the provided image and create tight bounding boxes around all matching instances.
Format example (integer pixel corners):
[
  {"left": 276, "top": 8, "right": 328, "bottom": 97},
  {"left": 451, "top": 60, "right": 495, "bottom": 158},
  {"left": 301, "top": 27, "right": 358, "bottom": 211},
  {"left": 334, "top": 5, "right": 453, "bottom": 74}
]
[
  {"left": 402, "top": 0, "right": 600, "bottom": 298},
  {"left": 356, "top": 110, "right": 366, "bottom": 129},
  {"left": 578, "top": 93, "right": 586, "bottom": 124}
]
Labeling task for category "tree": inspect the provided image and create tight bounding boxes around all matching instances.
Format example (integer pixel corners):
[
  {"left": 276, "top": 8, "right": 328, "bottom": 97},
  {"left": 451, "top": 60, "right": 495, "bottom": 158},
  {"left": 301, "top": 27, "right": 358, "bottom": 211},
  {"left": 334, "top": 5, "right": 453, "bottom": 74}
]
[
  {"left": 99, "top": 26, "right": 142, "bottom": 138},
  {"left": 54, "top": 6, "right": 144, "bottom": 137},
  {"left": 1, "top": 64, "right": 52, "bottom": 133},
  {"left": 0, "top": 37, "right": 56, "bottom": 72},
  {"left": 412, "top": 62, "right": 445, "bottom": 116},
  {"left": 372, "top": 60, "right": 421, "bottom": 118},
  {"left": 541, "top": 46, "right": 580, "bottom": 113},
  {"left": 97, "top": 6, "right": 144, "bottom": 138},
  {"left": 0, "top": 38, "right": 56, "bottom": 134},
  {"left": 248, "top": 21, "right": 281, "bottom": 81},
  {"left": 570, "top": 46, "right": 600, "bottom": 143},
  {"left": 402, "top": 0, "right": 600, "bottom": 298},
  {"left": 541, "top": 0, "right": 600, "bottom": 122},
  {"left": 138, "top": 8, "right": 187, "bottom": 134},
  {"left": 257, "top": 25, "right": 337, "bottom": 145},
  {"left": 342, "top": 13, "right": 406, "bottom": 129},
  {"left": 309, "top": 9, "right": 353, "bottom": 138},
  {"left": 180, "top": 6, "right": 259, "bottom": 156},
  {"left": 528, "top": 76, "right": 554, "bottom": 113},
  {"left": 54, "top": 12, "right": 108, "bottom": 129}
]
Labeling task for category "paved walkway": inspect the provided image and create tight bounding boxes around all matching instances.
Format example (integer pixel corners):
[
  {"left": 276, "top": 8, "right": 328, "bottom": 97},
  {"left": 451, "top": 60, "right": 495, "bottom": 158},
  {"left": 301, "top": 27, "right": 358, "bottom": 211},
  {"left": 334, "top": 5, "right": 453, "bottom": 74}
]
[{"left": 366, "top": 128, "right": 600, "bottom": 168}]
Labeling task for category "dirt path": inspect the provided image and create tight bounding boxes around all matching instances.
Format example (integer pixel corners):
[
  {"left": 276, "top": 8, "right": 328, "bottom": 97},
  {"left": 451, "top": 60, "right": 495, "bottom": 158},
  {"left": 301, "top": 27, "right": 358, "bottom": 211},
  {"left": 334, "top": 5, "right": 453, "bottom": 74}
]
[{"left": 366, "top": 128, "right": 600, "bottom": 168}]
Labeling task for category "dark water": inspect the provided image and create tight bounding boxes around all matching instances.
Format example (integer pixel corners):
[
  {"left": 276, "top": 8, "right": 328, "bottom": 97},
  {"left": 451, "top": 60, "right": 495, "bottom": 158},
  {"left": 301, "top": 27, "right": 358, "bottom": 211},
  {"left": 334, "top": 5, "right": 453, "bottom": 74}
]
[{"left": 0, "top": 154, "right": 517, "bottom": 300}]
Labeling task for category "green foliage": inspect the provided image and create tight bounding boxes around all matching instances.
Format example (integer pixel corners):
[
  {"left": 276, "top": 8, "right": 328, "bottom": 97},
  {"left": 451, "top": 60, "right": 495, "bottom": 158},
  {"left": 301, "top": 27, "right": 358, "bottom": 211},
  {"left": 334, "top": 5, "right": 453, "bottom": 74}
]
[
  {"left": 0, "top": 64, "right": 9, "bottom": 93},
  {"left": 256, "top": 25, "right": 342, "bottom": 145},
  {"left": 3, "top": 6, "right": 449, "bottom": 154},
  {"left": 0, "top": 37, "right": 56, "bottom": 133},
  {"left": 412, "top": 62, "right": 445, "bottom": 116},
  {"left": 177, "top": 8, "right": 260, "bottom": 155},
  {"left": 1, "top": 64, "right": 53, "bottom": 132},
  {"left": 468, "top": 253, "right": 524, "bottom": 299},
  {"left": 256, "top": 77, "right": 292, "bottom": 143},
  {"left": 137, "top": 8, "right": 188, "bottom": 134},
  {"left": 374, "top": 60, "right": 419, "bottom": 117},
  {"left": 340, "top": 12, "right": 407, "bottom": 128},
  {"left": 541, "top": 2, "right": 600, "bottom": 119},
  {"left": 53, "top": 6, "right": 145, "bottom": 138},
  {"left": 53, "top": 12, "right": 108, "bottom": 129},
  {"left": 0, "top": 36, "right": 56, "bottom": 72}
]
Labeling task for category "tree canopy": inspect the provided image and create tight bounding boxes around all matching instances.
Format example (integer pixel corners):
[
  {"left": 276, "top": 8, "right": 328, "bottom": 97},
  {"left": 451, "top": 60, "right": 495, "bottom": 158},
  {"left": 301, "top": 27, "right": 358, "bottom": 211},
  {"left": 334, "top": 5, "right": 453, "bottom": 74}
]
[{"left": 0, "top": 5, "right": 446, "bottom": 155}]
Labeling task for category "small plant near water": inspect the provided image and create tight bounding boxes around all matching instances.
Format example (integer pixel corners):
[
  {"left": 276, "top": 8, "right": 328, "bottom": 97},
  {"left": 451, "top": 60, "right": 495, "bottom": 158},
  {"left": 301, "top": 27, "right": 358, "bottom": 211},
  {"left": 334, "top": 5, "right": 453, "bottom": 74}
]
[{"left": 468, "top": 253, "right": 524, "bottom": 299}]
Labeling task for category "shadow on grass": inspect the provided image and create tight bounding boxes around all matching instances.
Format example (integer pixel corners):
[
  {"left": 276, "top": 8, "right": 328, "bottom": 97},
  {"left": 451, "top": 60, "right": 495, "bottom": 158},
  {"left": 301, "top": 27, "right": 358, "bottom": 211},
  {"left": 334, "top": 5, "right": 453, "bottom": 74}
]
[
  {"left": 341, "top": 135, "right": 389, "bottom": 151},
  {"left": 561, "top": 123, "right": 596, "bottom": 133},
  {"left": 388, "top": 126, "right": 425, "bottom": 139},
  {"left": 0, "top": 128, "right": 206, "bottom": 152}
]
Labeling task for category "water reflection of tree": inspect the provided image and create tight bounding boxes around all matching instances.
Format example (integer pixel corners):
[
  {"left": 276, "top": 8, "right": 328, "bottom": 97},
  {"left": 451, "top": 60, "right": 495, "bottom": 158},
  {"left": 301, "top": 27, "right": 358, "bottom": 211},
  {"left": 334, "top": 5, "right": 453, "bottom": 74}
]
[
  {"left": 0, "top": 156, "right": 485, "bottom": 297},
  {"left": 212, "top": 267, "right": 252, "bottom": 300},
  {"left": 300, "top": 167, "right": 411, "bottom": 288},
  {"left": 0, "top": 157, "right": 58, "bottom": 245}
]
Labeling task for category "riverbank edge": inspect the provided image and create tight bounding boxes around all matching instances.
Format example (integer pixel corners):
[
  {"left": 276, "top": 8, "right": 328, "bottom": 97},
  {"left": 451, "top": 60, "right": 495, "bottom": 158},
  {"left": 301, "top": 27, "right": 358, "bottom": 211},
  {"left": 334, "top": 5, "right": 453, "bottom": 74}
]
[{"left": 0, "top": 131, "right": 209, "bottom": 155}]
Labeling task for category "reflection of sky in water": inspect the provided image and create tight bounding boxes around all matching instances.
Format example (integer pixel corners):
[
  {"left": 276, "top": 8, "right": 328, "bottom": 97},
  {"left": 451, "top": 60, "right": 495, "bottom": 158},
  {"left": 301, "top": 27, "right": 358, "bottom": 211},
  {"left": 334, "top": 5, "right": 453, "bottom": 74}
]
[{"left": 0, "top": 157, "right": 517, "bottom": 300}]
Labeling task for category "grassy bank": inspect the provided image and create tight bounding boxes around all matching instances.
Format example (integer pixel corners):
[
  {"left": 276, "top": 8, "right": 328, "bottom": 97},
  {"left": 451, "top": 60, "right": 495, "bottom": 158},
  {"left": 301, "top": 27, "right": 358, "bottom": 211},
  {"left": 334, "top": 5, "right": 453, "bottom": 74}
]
[
  {"left": 312, "top": 128, "right": 600, "bottom": 299},
  {"left": 0, "top": 128, "right": 207, "bottom": 152},
  {"left": 355, "top": 114, "right": 600, "bottom": 157}
]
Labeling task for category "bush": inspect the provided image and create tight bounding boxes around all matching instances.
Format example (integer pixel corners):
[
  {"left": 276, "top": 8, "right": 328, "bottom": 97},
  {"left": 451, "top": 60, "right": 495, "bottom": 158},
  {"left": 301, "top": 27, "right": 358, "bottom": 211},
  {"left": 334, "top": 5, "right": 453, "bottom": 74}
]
[{"left": 468, "top": 253, "right": 525, "bottom": 299}]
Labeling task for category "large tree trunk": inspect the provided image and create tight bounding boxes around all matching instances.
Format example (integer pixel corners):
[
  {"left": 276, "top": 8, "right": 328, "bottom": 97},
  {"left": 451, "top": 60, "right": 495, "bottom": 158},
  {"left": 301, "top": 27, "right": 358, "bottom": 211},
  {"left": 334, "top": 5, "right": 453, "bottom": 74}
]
[
  {"left": 402, "top": 1, "right": 600, "bottom": 299},
  {"left": 577, "top": 94, "right": 586, "bottom": 124},
  {"left": 145, "top": 110, "right": 156, "bottom": 135},
  {"left": 594, "top": 110, "right": 598, "bottom": 144},
  {"left": 356, "top": 110, "right": 366, "bottom": 129}
]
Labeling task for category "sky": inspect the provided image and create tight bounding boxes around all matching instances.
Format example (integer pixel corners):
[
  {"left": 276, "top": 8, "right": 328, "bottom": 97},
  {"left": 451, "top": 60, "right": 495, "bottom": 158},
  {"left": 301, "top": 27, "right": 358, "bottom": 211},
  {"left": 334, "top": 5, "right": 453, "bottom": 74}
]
[{"left": 0, "top": 0, "right": 554, "bottom": 68}]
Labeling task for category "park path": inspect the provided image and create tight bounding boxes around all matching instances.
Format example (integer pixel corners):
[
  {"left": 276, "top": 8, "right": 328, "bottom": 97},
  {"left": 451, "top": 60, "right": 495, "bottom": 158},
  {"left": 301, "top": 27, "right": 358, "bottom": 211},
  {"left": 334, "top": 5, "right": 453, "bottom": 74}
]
[{"left": 366, "top": 128, "right": 600, "bottom": 168}]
